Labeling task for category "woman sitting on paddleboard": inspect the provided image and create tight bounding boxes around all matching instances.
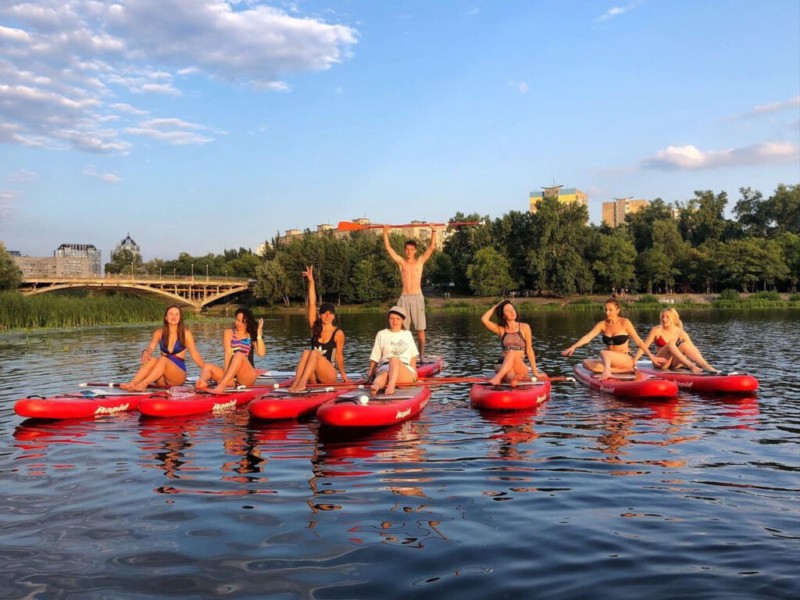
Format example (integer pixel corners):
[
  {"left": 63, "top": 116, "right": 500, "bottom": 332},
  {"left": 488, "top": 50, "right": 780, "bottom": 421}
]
[
  {"left": 561, "top": 298, "right": 659, "bottom": 380},
  {"left": 366, "top": 306, "right": 419, "bottom": 395},
  {"left": 287, "top": 266, "right": 349, "bottom": 392},
  {"left": 196, "top": 308, "right": 265, "bottom": 393},
  {"left": 481, "top": 299, "right": 545, "bottom": 386},
  {"left": 633, "top": 307, "right": 718, "bottom": 373},
  {"left": 122, "top": 305, "right": 204, "bottom": 391}
]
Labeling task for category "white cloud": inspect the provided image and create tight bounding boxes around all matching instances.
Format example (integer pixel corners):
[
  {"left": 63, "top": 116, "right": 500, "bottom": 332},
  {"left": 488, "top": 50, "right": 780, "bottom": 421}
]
[
  {"left": 124, "top": 118, "right": 217, "bottom": 145},
  {"left": 643, "top": 142, "right": 800, "bottom": 170},
  {"left": 729, "top": 96, "right": 800, "bottom": 120},
  {"left": 0, "top": 189, "right": 15, "bottom": 218},
  {"left": 507, "top": 80, "right": 528, "bottom": 94},
  {"left": 6, "top": 169, "right": 38, "bottom": 183},
  {"left": 83, "top": 166, "right": 122, "bottom": 183},
  {"left": 0, "top": 0, "right": 358, "bottom": 153},
  {"left": 596, "top": 1, "right": 641, "bottom": 22}
]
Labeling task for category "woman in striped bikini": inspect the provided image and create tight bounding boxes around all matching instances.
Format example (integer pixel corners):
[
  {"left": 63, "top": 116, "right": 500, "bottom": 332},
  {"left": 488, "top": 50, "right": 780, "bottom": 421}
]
[
  {"left": 196, "top": 308, "right": 265, "bottom": 393},
  {"left": 481, "top": 299, "right": 545, "bottom": 386},
  {"left": 122, "top": 305, "right": 204, "bottom": 391}
]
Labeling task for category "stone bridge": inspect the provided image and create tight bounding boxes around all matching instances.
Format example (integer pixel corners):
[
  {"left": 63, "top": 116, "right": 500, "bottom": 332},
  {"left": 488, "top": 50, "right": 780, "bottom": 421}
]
[{"left": 19, "top": 276, "right": 253, "bottom": 312}]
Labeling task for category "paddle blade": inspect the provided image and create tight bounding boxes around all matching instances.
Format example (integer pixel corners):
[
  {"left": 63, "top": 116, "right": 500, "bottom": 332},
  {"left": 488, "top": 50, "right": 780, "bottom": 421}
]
[{"left": 337, "top": 221, "right": 369, "bottom": 231}]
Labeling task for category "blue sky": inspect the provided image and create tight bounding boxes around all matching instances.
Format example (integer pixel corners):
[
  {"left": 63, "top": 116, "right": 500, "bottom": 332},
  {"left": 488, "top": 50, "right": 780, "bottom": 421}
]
[{"left": 1, "top": 0, "right": 798, "bottom": 261}]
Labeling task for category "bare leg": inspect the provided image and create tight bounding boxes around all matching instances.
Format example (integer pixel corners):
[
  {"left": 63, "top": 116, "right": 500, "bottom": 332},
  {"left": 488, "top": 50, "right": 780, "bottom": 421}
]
[
  {"left": 599, "top": 350, "right": 635, "bottom": 380},
  {"left": 371, "top": 371, "right": 388, "bottom": 395},
  {"left": 289, "top": 350, "right": 312, "bottom": 392},
  {"left": 489, "top": 353, "right": 517, "bottom": 386},
  {"left": 121, "top": 359, "right": 159, "bottom": 390},
  {"left": 197, "top": 363, "right": 223, "bottom": 389},
  {"left": 664, "top": 342, "right": 702, "bottom": 373},
  {"left": 676, "top": 341, "right": 717, "bottom": 372},
  {"left": 417, "top": 330, "right": 426, "bottom": 362},
  {"left": 214, "top": 353, "right": 249, "bottom": 393},
  {"left": 384, "top": 357, "right": 415, "bottom": 395},
  {"left": 293, "top": 351, "right": 320, "bottom": 392}
]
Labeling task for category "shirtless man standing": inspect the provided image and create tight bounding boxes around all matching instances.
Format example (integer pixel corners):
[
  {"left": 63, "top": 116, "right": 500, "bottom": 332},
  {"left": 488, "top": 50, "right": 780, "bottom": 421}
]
[{"left": 383, "top": 225, "right": 438, "bottom": 361}]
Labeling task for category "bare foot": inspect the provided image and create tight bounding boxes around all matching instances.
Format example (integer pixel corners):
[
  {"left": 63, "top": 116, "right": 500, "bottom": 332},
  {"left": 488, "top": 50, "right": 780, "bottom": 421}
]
[
  {"left": 599, "top": 371, "right": 612, "bottom": 380},
  {"left": 120, "top": 382, "right": 133, "bottom": 391},
  {"left": 196, "top": 380, "right": 209, "bottom": 390},
  {"left": 690, "top": 364, "right": 703, "bottom": 374},
  {"left": 488, "top": 376, "right": 502, "bottom": 386},
  {"left": 131, "top": 382, "right": 147, "bottom": 392},
  {"left": 370, "top": 386, "right": 381, "bottom": 395},
  {"left": 509, "top": 377, "right": 519, "bottom": 388},
  {"left": 384, "top": 385, "right": 396, "bottom": 395},
  {"left": 213, "top": 383, "right": 227, "bottom": 394}
]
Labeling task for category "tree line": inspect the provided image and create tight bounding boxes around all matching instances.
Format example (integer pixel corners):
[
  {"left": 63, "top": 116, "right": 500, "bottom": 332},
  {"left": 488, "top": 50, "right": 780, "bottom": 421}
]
[{"left": 1, "top": 184, "right": 797, "bottom": 300}]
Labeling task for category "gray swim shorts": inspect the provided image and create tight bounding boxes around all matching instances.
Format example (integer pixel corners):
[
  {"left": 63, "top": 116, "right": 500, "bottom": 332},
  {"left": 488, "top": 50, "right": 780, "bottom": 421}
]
[{"left": 397, "top": 293, "right": 426, "bottom": 331}]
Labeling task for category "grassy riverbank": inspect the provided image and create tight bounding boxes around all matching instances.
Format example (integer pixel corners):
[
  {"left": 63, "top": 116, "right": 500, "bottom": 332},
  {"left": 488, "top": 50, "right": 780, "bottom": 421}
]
[
  {"left": 2, "top": 290, "right": 798, "bottom": 331},
  {"left": 0, "top": 292, "right": 178, "bottom": 331}
]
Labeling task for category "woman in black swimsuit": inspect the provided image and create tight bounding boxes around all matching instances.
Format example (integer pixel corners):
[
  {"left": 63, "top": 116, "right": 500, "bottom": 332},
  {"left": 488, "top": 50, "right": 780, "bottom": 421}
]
[
  {"left": 287, "top": 266, "right": 349, "bottom": 392},
  {"left": 561, "top": 298, "right": 660, "bottom": 380}
]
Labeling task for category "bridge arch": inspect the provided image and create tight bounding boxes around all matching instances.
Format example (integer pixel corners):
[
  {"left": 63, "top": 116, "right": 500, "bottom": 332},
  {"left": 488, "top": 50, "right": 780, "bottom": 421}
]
[{"left": 19, "top": 277, "right": 253, "bottom": 312}]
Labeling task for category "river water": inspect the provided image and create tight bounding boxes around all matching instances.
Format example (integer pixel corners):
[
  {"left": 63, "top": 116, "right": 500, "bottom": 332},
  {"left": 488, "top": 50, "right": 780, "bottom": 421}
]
[{"left": 0, "top": 309, "right": 798, "bottom": 599}]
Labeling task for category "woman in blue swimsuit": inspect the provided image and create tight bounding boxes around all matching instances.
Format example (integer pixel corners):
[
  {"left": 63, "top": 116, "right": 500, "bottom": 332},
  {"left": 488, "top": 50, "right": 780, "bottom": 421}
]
[
  {"left": 196, "top": 308, "right": 265, "bottom": 393},
  {"left": 481, "top": 299, "right": 545, "bottom": 385},
  {"left": 287, "top": 266, "right": 349, "bottom": 392},
  {"left": 562, "top": 298, "right": 660, "bottom": 380},
  {"left": 122, "top": 305, "right": 204, "bottom": 390}
]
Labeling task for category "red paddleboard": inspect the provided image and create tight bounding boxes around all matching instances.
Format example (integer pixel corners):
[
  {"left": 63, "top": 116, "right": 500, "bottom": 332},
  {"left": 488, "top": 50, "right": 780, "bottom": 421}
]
[
  {"left": 416, "top": 355, "right": 445, "bottom": 378},
  {"left": 470, "top": 379, "right": 551, "bottom": 411},
  {"left": 138, "top": 386, "right": 272, "bottom": 418},
  {"left": 572, "top": 365, "right": 678, "bottom": 399},
  {"left": 316, "top": 386, "right": 431, "bottom": 428},
  {"left": 248, "top": 387, "right": 347, "bottom": 421},
  {"left": 14, "top": 389, "right": 155, "bottom": 420},
  {"left": 636, "top": 364, "right": 758, "bottom": 394}
]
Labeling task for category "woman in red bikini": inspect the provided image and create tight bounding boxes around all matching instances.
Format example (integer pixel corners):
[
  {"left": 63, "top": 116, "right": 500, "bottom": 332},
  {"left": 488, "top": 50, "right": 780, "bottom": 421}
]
[
  {"left": 633, "top": 307, "right": 717, "bottom": 373},
  {"left": 562, "top": 298, "right": 660, "bottom": 380}
]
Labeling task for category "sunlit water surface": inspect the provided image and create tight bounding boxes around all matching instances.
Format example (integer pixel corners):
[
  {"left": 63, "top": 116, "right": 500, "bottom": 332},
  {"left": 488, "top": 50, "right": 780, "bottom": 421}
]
[{"left": 1, "top": 310, "right": 798, "bottom": 599}]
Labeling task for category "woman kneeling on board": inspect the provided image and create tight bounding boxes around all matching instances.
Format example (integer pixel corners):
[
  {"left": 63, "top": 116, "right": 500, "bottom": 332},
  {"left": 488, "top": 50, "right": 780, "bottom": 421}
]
[
  {"left": 196, "top": 308, "right": 265, "bottom": 393},
  {"left": 366, "top": 306, "right": 419, "bottom": 395},
  {"left": 561, "top": 298, "right": 660, "bottom": 380},
  {"left": 122, "top": 305, "right": 204, "bottom": 391},
  {"left": 481, "top": 299, "right": 546, "bottom": 385},
  {"left": 633, "top": 307, "right": 718, "bottom": 374},
  {"left": 287, "top": 266, "right": 349, "bottom": 392}
]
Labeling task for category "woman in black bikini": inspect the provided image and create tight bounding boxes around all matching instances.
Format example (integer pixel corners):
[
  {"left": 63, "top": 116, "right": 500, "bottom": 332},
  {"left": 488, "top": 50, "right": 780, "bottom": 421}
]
[
  {"left": 481, "top": 299, "right": 545, "bottom": 385},
  {"left": 287, "top": 266, "right": 349, "bottom": 392},
  {"left": 633, "top": 307, "right": 717, "bottom": 373},
  {"left": 561, "top": 298, "right": 660, "bottom": 380}
]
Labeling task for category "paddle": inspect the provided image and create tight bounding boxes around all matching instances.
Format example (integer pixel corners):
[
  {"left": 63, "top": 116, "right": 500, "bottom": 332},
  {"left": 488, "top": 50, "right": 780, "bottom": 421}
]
[
  {"left": 337, "top": 220, "right": 482, "bottom": 232},
  {"left": 80, "top": 382, "right": 170, "bottom": 389}
]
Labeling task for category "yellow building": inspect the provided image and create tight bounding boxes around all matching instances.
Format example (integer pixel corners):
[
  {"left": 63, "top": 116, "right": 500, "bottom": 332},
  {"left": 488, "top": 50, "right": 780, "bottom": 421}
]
[
  {"left": 601, "top": 197, "right": 650, "bottom": 227},
  {"left": 529, "top": 185, "right": 588, "bottom": 214}
]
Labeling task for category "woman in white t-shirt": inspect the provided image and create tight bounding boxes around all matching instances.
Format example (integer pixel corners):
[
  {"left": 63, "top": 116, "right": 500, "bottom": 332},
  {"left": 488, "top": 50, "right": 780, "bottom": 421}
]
[{"left": 366, "top": 306, "right": 419, "bottom": 395}]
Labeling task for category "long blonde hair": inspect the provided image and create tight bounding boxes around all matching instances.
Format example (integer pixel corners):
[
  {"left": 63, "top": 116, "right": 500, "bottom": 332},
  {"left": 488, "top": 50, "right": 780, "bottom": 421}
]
[{"left": 661, "top": 307, "right": 684, "bottom": 329}]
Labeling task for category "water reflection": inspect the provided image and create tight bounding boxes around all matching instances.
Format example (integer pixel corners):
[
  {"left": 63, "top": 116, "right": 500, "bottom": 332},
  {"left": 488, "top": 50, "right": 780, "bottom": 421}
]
[{"left": 0, "top": 311, "right": 797, "bottom": 600}]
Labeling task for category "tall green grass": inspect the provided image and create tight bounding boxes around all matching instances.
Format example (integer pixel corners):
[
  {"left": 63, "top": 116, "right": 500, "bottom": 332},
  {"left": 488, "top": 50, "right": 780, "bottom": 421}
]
[{"left": 0, "top": 292, "right": 179, "bottom": 330}]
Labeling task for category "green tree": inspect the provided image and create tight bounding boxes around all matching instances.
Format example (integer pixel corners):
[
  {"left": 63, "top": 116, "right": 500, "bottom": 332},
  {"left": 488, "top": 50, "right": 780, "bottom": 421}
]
[
  {"left": 494, "top": 210, "right": 536, "bottom": 290},
  {"left": 427, "top": 252, "right": 455, "bottom": 292},
  {"left": 105, "top": 249, "right": 143, "bottom": 276},
  {"left": 254, "top": 259, "right": 291, "bottom": 305},
  {"left": 589, "top": 230, "right": 637, "bottom": 293},
  {"left": 466, "top": 247, "right": 516, "bottom": 296},
  {"left": 768, "top": 183, "right": 800, "bottom": 235},
  {"left": 443, "top": 212, "right": 492, "bottom": 293},
  {"left": 348, "top": 258, "right": 385, "bottom": 303},
  {"left": 528, "top": 197, "right": 594, "bottom": 295},
  {"left": 710, "top": 238, "right": 788, "bottom": 292},
  {"left": 678, "top": 189, "right": 731, "bottom": 246},
  {"left": 0, "top": 242, "right": 23, "bottom": 290},
  {"left": 625, "top": 198, "right": 675, "bottom": 253}
]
